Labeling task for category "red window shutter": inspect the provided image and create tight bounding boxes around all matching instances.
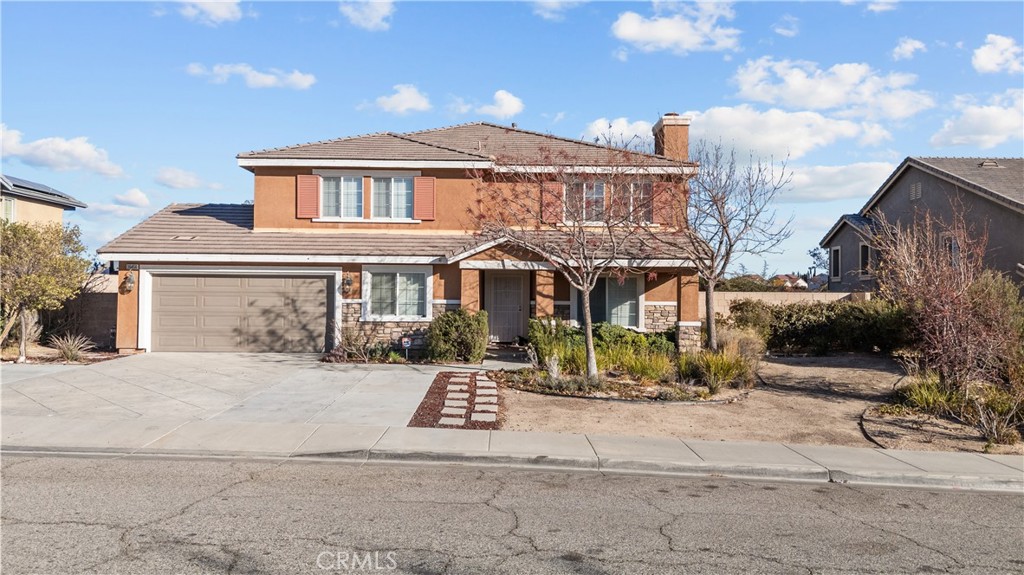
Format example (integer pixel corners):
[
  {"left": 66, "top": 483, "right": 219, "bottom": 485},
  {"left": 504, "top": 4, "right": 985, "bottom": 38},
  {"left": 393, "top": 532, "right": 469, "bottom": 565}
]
[
  {"left": 541, "top": 182, "right": 564, "bottom": 225},
  {"left": 652, "top": 182, "right": 677, "bottom": 225},
  {"left": 413, "top": 176, "right": 436, "bottom": 221},
  {"left": 296, "top": 174, "right": 320, "bottom": 219}
]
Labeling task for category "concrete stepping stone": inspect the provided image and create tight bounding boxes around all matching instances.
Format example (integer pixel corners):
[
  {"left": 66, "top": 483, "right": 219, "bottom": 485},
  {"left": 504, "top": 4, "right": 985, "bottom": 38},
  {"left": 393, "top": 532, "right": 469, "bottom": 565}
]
[
  {"left": 476, "top": 396, "right": 497, "bottom": 404},
  {"left": 441, "top": 407, "right": 466, "bottom": 416},
  {"left": 471, "top": 413, "right": 496, "bottom": 422},
  {"left": 474, "top": 404, "right": 498, "bottom": 413},
  {"left": 476, "top": 381, "right": 497, "bottom": 389},
  {"left": 476, "top": 388, "right": 498, "bottom": 396},
  {"left": 447, "top": 385, "right": 468, "bottom": 391},
  {"left": 439, "top": 417, "right": 465, "bottom": 426},
  {"left": 444, "top": 400, "right": 469, "bottom": 408},
  {"left": 447, "top": 392, "right": 470, "bottom": 400}
]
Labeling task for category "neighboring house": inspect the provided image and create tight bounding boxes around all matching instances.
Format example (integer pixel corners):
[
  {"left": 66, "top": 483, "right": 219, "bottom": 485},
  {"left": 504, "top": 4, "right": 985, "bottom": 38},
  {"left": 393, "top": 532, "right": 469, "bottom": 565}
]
[
  {"left": 820, "top": 157, "right": 1024, "bottom": 292},
  {"left": 771, "top": 274, "right": 808, "bottom": 290},
  {"left": 0, "top": 174, "right": 87, "bottom": 224},
  {"left": 99, "top": 115, "right": 702, "bottom": 354}
]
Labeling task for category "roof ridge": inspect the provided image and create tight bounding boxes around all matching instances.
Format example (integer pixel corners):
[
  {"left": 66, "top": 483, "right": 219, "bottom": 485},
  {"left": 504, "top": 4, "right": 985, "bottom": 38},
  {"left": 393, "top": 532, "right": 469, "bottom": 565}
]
[
  {"left": 236, "top": 130, "right": 392, "bottom": 157},
  {"left": 387, "top": 132, "right": 492, "bottom": 160}
]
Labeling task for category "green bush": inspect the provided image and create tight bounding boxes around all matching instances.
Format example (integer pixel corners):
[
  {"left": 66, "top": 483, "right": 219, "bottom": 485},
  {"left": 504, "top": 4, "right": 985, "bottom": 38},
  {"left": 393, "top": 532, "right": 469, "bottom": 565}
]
[
  {"left": 895, "top": 372, "right": 963, "bottom": 416},
  {"left": 729, "top": 298, "right": 910, "bottom": 354},
  {"left": 426, "top": 309, "right": 489, "bottom": 363},
  {"left": 696, "top": 350, "right": 746, "bottom": 395}
]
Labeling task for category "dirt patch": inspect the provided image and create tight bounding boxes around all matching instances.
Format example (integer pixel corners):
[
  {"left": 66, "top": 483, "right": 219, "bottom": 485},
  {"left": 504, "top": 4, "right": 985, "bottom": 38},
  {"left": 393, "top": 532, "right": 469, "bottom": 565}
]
[
  {"left": 863, "top": 407, "right": 1024, "bottom": 455},
  {"left": 409, "top": 372, "right": 503, "bottom": 431},
  {"left": 1, "top": 342, "right": 119, "bottom": 364},
  {"left": 500, "top": 354, "right": 902, "bottom": 448}
]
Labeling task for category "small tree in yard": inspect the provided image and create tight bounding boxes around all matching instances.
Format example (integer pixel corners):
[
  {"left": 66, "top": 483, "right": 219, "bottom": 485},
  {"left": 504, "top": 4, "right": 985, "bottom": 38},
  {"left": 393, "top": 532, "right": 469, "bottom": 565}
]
[
  {"left": 0, "top": 222, "right": 90, "bottom": 362},
  {"left": 470, "top": 144, "right": 690, "bottom": 381},
  {"left": 653, "top": 139, "right": 792, "bottom": 350},
  {"left": 867, "top": 208, "right": 1023, "bottom": 388}
]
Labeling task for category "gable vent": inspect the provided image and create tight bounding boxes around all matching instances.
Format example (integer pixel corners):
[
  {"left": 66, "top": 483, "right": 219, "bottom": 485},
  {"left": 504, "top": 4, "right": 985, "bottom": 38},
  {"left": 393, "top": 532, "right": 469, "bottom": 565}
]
[{"left": 910, "top": 182, "right": 922, "bottom": 201}]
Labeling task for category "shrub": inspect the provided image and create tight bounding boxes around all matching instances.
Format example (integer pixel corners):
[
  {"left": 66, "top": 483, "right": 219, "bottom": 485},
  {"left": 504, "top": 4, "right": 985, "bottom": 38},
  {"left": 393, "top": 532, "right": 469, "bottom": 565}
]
[
  {"left": 677, "top": 352, "right": 700, "bottom": 383},
  {"left": 894, "top": 372, "right": 963, "bottom": 416},
  {"left": 426, "top": 309, "right": 489, "bottom": 363},
  {"left": 528, "top": 318, "right": 582, "bottom": 367},
  {"left": 618, "top": 348, "right": 674, "bottom": 382},
  {"left": 696, "top": 350, "right": 746, "bottom": 395},
  {"left": 729, "top": 299, "right": 773, "bottom": 342},
  {"left": 49, "top": 332, "right": 95, "bottom": 362}
]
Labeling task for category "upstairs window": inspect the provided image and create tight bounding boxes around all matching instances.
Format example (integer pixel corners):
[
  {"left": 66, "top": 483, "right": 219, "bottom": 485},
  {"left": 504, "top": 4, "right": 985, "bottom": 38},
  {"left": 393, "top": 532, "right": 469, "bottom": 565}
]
[
  {"left": 321, "top": 176, "right": 362, "bottom": 218},
  {"left": 372, "top": 177, "right": 414, "bottom": 219},
  {"left": 566, "top": 181, "right": 605, "bottom": 222},
  {"left": 625, "top": 181, "right": 653, "bottom": 223},
  {"left": 1, "top": 197, "right": 14, "bottom": 222},
  {"left": 830, "top": 246, "right": 841, "bottom": 279},
  {"left": 859, "top": 243, "right": 872, "bottom": 277}
]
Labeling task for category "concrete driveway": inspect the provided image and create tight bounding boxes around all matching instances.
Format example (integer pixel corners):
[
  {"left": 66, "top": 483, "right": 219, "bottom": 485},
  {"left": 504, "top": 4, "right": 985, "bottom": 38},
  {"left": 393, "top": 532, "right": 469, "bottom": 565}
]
[{"left": 1, "top": 353, "right": 441, "bottom": 427}]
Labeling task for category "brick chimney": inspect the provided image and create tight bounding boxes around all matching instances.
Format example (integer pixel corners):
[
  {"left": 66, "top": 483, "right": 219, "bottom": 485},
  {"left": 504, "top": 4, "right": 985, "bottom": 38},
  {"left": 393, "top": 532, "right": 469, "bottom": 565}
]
[{"left": 653, "top": 112, "right": 691, "bottom": 161}]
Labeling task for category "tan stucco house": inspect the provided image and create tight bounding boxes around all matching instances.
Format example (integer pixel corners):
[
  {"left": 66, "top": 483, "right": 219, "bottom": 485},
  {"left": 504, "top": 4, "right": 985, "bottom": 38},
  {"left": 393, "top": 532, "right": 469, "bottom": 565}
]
[
  {"left": 99, "top": 115, "right": 702, "bottom": 353},
  {"left": 1, "top": 174, "right": 87, "bottom": 224}
]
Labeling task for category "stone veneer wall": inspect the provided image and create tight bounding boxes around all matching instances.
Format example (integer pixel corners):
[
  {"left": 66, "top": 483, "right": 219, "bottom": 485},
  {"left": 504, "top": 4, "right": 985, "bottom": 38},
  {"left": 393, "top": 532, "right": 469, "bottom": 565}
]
[
  {"left": 339, "top": 302, "right": 438, "bottom": 350},
  {"left": 644, "top": 305, "right": 677, "bottom": 333},
  {"left": 676, "top": 324, "right": 702, "bottom": 353}
]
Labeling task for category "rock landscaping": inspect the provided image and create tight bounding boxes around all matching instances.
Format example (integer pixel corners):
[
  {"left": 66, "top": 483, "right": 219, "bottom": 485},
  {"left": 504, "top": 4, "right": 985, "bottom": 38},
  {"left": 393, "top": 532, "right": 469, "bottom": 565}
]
[{"left": 409, "top": 371, "right": 502, "bottom": 430}]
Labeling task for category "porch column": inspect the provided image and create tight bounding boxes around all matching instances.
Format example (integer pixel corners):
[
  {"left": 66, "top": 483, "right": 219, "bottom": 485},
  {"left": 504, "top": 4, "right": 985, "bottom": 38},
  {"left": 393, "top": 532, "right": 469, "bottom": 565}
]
[
  {"left": 535, "top": 270, "right": 555, "bottom": 317},
  {"left": 460, "top": 269, "right": 481, "bottom": 312},
  {"left": 677, "top": 270, "right": 701, "bottom": 352}
]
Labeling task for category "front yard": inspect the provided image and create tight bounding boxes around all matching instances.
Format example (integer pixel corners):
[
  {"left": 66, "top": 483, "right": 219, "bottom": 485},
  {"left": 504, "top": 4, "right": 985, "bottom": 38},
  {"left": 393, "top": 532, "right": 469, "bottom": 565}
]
[{"left": 497, "top": 354, "right": 1024, "bottom": 455}]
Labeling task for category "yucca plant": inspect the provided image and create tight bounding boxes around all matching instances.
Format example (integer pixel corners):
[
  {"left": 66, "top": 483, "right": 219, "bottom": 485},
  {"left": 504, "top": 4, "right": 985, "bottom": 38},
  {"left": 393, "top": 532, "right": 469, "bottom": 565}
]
[{"left": 49, "top": 333, "right": 95, "bottom": 362}]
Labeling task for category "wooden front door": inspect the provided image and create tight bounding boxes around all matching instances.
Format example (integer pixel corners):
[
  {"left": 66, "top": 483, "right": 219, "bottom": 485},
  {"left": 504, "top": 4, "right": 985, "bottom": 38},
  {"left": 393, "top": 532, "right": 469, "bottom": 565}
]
[{"left": 487, "top": 272, "right": 527, "bottom": 342}]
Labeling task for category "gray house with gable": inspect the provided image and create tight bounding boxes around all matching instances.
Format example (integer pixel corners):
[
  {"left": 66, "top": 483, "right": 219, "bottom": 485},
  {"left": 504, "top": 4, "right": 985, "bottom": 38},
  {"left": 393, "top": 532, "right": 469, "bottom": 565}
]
[{"left": 820, "top": 157, "right": 1023, "bottom": 292}]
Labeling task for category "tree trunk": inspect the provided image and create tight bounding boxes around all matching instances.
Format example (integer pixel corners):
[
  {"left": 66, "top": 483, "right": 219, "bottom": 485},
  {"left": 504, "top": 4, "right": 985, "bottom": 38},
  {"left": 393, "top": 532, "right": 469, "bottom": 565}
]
[
  {"left": 705, "top": 281, "right": 717, "bottom": 352},
  {"left": 17, "top": 308, "right": 28, "bottom": 363},
  {"left": 0, "top": 310, "right": 18, "bottom": 349},
  {"left": 581, "top": 288, "right": 599, "bottom": 381}
]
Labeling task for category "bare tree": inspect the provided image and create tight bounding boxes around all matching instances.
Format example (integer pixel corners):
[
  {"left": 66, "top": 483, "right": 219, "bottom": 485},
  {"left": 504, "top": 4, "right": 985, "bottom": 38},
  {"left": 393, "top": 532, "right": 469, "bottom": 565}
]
[
  {"left": 654, "top": 139, "right": 792, "bottom": 350},
  {"left": 470, "top": 144, "right": 693, "bottom": 380}
]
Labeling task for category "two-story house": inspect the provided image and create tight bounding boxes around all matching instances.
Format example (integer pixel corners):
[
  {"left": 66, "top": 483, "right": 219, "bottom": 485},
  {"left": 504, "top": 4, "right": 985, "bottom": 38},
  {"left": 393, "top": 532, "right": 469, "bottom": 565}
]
[
  {"left": 99, "top": 115, "right": 702, "bottom": 354},
  {"left": 1, "top": 174, "right": 87, "bottom": 224},
  {"left": 820, "top": 157, "right": 1024, "bottom": 292}
]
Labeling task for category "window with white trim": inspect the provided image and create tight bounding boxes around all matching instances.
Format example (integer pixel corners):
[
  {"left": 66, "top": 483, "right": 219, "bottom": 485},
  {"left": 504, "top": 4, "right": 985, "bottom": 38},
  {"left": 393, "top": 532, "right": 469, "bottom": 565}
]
[
  {"left": 321, "top": 176, "right": 362, "bottom": 218},
  {"left": 575, "top": 276, "right": 640, "bottom": 328},
  {"left": 1, "top": 197, "right": 14, "bottom": 222},
  {"left": 567, "top": 181, "right": 605, "bottom": 222},
  {"left": 372, "top": 177, "right": 414, "bottom": 219},
  {"left": 830, "top": 246, "right": 841, "bottom": 279},
  {"left": 624, "top": 181, "right": 653, "bottom": 223},
  {"left": 859, "top": 243, "right": 872, "bottom": 277},
  {"left": 363, "top": 266, "right": 430, "bottom": 320}
]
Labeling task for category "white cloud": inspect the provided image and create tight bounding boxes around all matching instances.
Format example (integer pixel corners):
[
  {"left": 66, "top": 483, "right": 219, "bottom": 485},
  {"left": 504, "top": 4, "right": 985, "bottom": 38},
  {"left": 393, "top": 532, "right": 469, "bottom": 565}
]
[
  {"left": 733, "top": 56, "right": 934, "bottom": 120},
  {"left": 532, "top": 1, "right": 585, "bottom": 21},
  {"left": 373, "top": 84, "right": 431, "bottom": 115},
  {"left": 612, "top": 47, "right": 629, "bottom": 62},
  {"left": 930, "top": 89, "right": 1024, "bottom": 149},
  {"left": 582, "top": 117, "right": 653, "bottom": 145},
  {"left": 186, "top": 63, "right": 316, "bottom": 90},
  {"left": 772, "top": 15, "right": 799, "bottom": 38},
  {"left": 179, "top": 1, "right": 244, "bottom": 26},
  {"left": 892, "top": 37, "right": 926, "bottom": 60},
  {"left": 339, "top": 1, "right": 395, "bottom": 31},
  {"left": 972, "top": 34, "right": 1023, "bottom": 74},
  {"left": 611, "top": 3, "right": 740, "bottom": 56},
  {"left": 866, "top": 0, "right": 897, "bottom": 13},
  {"left": 154, "top": 167, "right": 223, "bottom": 190},
  {"left": 686, "top": 105, "right": 885, "bottom": 160},
  {"left": 0, "top": 124, "right": 124, "bottom": 178},
  {"left": 476, "top": 90, "right": 525, "bottom": 120},
  {"left": 782, "top": 162, "right": 896, "bottom": 203},
  {"left": 113, "top": 188, "right": 150, "bottom": 208},
  {"left": 447, "top": 96, "right": 472, "bottom": 115}
]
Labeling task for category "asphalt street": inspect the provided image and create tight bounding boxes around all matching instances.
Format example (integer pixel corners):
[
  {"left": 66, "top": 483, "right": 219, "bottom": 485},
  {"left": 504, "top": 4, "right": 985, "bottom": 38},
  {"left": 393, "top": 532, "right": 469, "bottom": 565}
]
[{"left": 2, "top": 454, "right": 1021, "bottom": 574}]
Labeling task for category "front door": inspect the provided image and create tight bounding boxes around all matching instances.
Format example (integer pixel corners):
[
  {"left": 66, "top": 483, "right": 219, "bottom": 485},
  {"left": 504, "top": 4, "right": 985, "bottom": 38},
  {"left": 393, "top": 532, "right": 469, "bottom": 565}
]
[{"left": 488, "top": 272, "right": 526, "bottom": 342}]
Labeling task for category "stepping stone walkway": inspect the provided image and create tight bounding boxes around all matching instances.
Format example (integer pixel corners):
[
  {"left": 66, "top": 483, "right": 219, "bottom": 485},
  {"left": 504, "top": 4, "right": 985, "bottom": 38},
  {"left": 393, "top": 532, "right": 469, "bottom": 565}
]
[{"left": 438, "top": 371, "right": 501, "bottom": 428}]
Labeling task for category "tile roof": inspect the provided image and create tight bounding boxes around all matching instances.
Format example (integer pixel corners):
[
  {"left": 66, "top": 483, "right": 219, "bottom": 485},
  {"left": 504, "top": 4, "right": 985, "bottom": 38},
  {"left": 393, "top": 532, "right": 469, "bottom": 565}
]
[
  {"left": 98, "top": 204, "right": 698, "bottom": 263},
  {"left": 238, "top": 122, "right": 690, "bottom": 168},
  {"left": 0, "top": 174, "right": 87, "bottom": 209},
  {"left": 97, "top": 204, "right": 479, "bottom": 259},
  {"left": 819, "top": 214, "right": 875, "bottom": 246}
]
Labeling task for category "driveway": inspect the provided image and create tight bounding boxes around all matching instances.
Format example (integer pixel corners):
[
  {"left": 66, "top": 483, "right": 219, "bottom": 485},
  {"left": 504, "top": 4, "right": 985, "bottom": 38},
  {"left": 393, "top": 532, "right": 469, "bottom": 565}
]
[{"left": 1, "top": 353, "right": 441, "bottom": 427}]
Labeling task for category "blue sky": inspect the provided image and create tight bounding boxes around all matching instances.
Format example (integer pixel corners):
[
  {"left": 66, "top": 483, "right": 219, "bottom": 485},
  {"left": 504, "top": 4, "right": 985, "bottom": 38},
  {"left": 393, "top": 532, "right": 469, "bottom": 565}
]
[{"left": 3, "top": 1, "right": 1022, "bottom": 275}]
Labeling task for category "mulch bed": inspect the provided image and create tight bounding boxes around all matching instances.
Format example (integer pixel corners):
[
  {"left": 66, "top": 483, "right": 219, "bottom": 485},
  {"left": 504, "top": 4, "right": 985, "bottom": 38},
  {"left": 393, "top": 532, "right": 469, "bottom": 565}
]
[
  {"left": 408, "top": 371, "right": 504, "bottom": 431},
  {"left": 488, "top": 368, "right": 749, "bottom": 403}
]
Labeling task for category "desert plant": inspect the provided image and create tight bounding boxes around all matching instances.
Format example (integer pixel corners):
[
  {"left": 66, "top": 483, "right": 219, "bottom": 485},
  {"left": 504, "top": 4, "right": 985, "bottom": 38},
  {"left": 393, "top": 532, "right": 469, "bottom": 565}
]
[
  {"left": 426, "top": 309, "right": 489, "bottom": 363},
  {"left": 620, "top": 349, "right": 675, "bottom": 382},
  {"left": 894, "top": 372, "right": 963, "bottom": 417},
  {"left": 677, "top": 352, "right": 700, "bottom": 383},
  {"left": 545, "top": 353, "right": 561, "bottom": 382},
  {"left": 696, "top": 350, "right": 746, "bottom": 395},
  {"left": 49, "top": 332, "right": 95, "bottom": 362}
]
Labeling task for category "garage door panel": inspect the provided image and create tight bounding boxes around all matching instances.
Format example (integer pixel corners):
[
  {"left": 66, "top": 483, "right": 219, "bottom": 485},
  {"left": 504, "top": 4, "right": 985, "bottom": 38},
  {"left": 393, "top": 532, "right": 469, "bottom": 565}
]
[{"left": 151, "top": 275, "right": 328, "bottom": 352}]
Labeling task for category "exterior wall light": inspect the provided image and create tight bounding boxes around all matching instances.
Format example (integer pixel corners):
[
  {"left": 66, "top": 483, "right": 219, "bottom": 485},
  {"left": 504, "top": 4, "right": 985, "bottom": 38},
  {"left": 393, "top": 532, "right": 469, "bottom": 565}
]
[{"left": 122, "top": 270, "right": 136, "bottom": 293}]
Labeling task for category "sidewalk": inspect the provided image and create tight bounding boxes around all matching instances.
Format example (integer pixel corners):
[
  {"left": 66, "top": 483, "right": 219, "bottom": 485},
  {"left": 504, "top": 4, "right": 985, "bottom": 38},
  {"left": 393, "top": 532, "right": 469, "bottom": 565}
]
[{"left": 2, "top": 414, "right": 1021, "bottom": 492}]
